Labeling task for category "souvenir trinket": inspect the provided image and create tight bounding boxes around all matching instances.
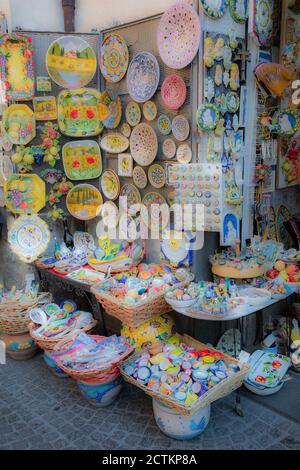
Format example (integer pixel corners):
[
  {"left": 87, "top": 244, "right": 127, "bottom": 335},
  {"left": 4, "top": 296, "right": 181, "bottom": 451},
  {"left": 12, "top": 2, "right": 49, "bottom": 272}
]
[
  {"left": 141, "top": 192, "right": 169, "bottom": 230},
  {"left": 40, "top": 168, "right": 63, "bottom": 185},
  {"left": 204, "top": 37, "right": 215, "bottom": 68},
  {"left": 148, "top": 164, "right": 166, "bottom": 189},
  {"left": 100, "top": 133, "right": 129, "bottom": 154},
  {"left": 158, "top": 115, "right": 172, "bottom": 136},
  {"left": 121, "top": 122, "right": 131, "bottom": 138},
  {"left": 33, "top": 96, "right": 57, "bottom": 121},
  {"left": 229, "top": 63, "right": 240, "bottom": 91},
  {"left": 126, "top": 101, "right": 141, "bottom": 127},
  {"left": 205, "top": 77, "right": 215, "bottom": 102},
  {"left": 4, "top": 174, "right": 45, "bottom": 214},
  {"left": 163, "top": 139, "right": 176, "bottom": 160},
  {"left": 133, "top": 166, "right": 148, "bottom": 189},
  {"left": 229, "top": 0, "right": 249, "bottom": 23},
  {"left": 226, "top": 92, "right": 240, "bottom": 113},
  {"left": 176, "top": 144, "right": 192, "bottom": 164},
  {"left": 3, "top": 104, "right": 35, "bottom": 145},
  {"left": 272, "top": 109, "right": 299, "bottom": 138},
  {"left": 252, "top": 0, "right": 274, "bottom": 47},
  {"left": 214, "top": 64, "right": 223, "bottom": 87},
  {"left": 200, "top": 0, "right": 228, "bottom": 18},
  {"left": 101, "top": 95, "right": 122, "bottom": 130}
]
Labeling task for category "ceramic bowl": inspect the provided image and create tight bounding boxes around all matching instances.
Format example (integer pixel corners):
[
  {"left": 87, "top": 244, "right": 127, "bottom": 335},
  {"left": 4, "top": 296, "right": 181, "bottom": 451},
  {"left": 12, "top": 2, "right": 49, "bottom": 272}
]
[
  {"left": 164, "top": 293, "right": 199, "bottom": 309},
  {"left": 243, "top": 379, "right": 284, "bottom": 396}
]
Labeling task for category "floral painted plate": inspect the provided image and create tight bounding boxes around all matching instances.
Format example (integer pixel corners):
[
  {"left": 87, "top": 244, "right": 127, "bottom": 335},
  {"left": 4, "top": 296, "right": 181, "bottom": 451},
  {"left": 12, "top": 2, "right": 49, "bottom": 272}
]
[
  {"left": 100, "top": 33, "right": 129, "bottom": 83},
  {"left": 141, "top": 191, "right": 169, "bottom": 230},
  {"left": 57, "top": 88, "right": 103, "bottom": 137},
  {"left": 157, "top": 2, "right": 201, "bottom": 69},
  {"left": 8, "top": 214, "right": 50, "bottom": 263},
  {"left": 226, "top": 92, "right": 240, "bottom": 113},
  {"left": 46, "top": 36, "right": 96, "bottom": 88},
  {"left": 127, "top": 52, "right": 160, "bottom": 103},
  {"left": 200, "top": 0, "right": 228, "bottom": 18},
  {"left": 62, "top": 140, "right": 102, "bottom": 180},
  {"left": 132, "top": 166, "right": 148, "bottom": 189},
  {"left": 3, "top": 104, "right": 35, "bottom": 145},
  {"left": 196, "top": 103, "right": 219, "bottom": 131},
  {"left": 148, "top": 164, "right": 166, "bottom": 189},
  {"left": 119, "top": 183, "right": 141, "bottom": 214},
  {"left": 125, "top": 101, "right": 141, "bottom": 127},
  {"left": 102, "top": 95, "right": 122, "bottom": 129},
  {"left": 163, "top": 138, "right": 177, "bottom": 160},
  {"left": 229, "top": 0, "right": 249, "bottom": 23},
  {"left": 33, "top": 96, "right": 57, "bottom": 121},
  {"left": 100, "top": 169, "right": 120, "bottom": 201},
  {"left": 158, "top": 115, "right": 172, "bottom": 136},
  {"left": 66, "top": 184, "right": 103, "bottom": 220},
  {"left": 118, "top": 153, "right": 133, "bottom": 177},
  {"left": 143, "top": 101, "right": 157, "bottom": 121},
  {"left": 161, "top": 75, "right": 187, "bottom": 110},
  {"left": 172, "top": 115, "right": 190, "bottom": 141},
  {"left": 176, "top": 143, "right": 192, "bottom": 163},
  {"left": 4, "top": 174, "right": 45, "bottom": 214},
  {"left": 272, "top": 109, "right": 299, "bottom": 138},
  {"left": 160, "top": 229, "right": 192, "bottom": 267},
  {"left": 253, "top": 0, "right": 274, "bottom": 47},
  {"left": 100, "top": 133, "right": 129, "bottom": 154},
  {"left": 121, "top": 122, "right": 131, "bottom": 138},
  {"left": 130, "top": 123, "right": 158, "bottom": 166}
]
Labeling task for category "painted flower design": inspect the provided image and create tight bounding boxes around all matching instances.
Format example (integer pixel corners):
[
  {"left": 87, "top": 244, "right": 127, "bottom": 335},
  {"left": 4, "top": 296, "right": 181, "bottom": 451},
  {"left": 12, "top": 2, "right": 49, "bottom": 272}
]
[
  {"left": 72, "top": 160, "right": 80, "bottom": 168},
  {"left": 86, "top": 157, "right": 95, "bottom": 165}
]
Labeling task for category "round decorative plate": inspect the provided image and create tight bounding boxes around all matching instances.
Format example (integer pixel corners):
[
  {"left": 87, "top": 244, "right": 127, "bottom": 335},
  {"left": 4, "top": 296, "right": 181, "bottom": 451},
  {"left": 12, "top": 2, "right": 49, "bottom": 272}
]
[
  {"left": 100, "top": 133, "right": 129, "bottom": 153},
  {"left": 100, "top": 33, "right": 129, "bottom": 83},
  {"left": 172, "top": 115, "right": 190, "bottom": 141},
  {"left": 127, "top": 52, "right": 160, "bottom": 103},
  {"left": 229, "top": 0, "right": 249, "bottom": 23},
  {"left": 160, "top": 228, "right": 191, "bottom": 267},
  {"left": 163, "top": 138, "right": 177, "bottom": 159},
  {"left": 119, "top": 183, "right": 141, "bottom": 215},
  {"left": 3, "top": 104, "right": 36, "bottom": 145},
  {"left": 100, "top": 169, "right": 120, "bottom": 201},
  {"left": 46, "top": 36, "right": 96, "bottom": 89},
  {"left": 158, "top": 115, "right": 172, "bottom": 136},
  {"left": 130, "top": 123, "right": 158, "bottom": 166},
  {"left": 141, "top": 192, "right": 169, "bottom": 230},
  {"left": 176, "top": 143, "right": 192, "bottom": 163},
  {"left": 226, "top": 92, "right": 240, "bottom": 113},
  {"left": 157, "top": 2, "right": 201, "bottom": 70},
  {"left": 126, "top": 101, "right": 141, "bottom": 127},
  {"left": 133, "top": 166, "right": 148, "bottom": 189},
  {"left": 102, "top": 96, "right": 122, "bottom": 129},
  {"left": 148, "top": 164, "right": 166, "bottom": 189},
  {"left": 161, "top": 75, "right": 187, "bottom": 110},
  {"left": 253, "top": 0, "right": 274, "bottom": 47},
  {"left": 121, "top": 122, "right": 131, "bottom": 137},
  {"left": 143, "top": 101, "right": 157, "bottom": 121},
  {"left": 196, "top": 103, "right": 219, "bottom": 131},
  {"left": 200, "top": 0, "right": 228, "bottom": 19},
  {"left": 8, "top": 214, "right": 51, "bottom": 263},
  {"left": 66, "top": 184, "right": 103, "bottom": 220},
  {"left": 272, "top": 109, "right": 299, "bottom": 138}
]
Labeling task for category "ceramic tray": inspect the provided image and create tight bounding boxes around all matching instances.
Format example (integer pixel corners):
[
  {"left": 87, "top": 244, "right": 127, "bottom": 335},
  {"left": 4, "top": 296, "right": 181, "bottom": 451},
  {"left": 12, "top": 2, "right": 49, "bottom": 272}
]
[
  {"left": 161, "top": 75, "right": 187, "bottom": 110},
  {"left": 130, "top": 123, "right": 158, "bottom": 166},
  {"left": 33, "top": 96, "right": 57, "bottom": 121},
  {"left": 132, "top": 166, "right": 148, "bottom": 189},
  {"left": 100, "top": 33, "right": 129, "bottom": 83},
  {"left": 62, "top": 140, "right": 102, "bottom": 180},
  {"left": 4, "top": 174, "right": 45, "bottom": 214},
  {"left": 127, "top": 52, "right": 160, "bottom": 103},
  {"left": 3, "top": 104, "right": 36, "bottom": 145},
  {"left": 100, "top": 169, "right": 120, "bottom": 201},
  {"left": 66, "top": 184, "right": 103, "bottom": 220},
  {"left": 100, "top": 133, "right": 129, "bottom": 153}
]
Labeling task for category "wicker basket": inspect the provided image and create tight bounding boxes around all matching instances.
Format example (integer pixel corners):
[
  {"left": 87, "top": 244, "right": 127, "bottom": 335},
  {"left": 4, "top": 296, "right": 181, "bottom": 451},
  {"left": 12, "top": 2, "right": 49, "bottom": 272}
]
[
  {"left": 28, "top": 319, "right": 98, "bottom": 352},
  {"left": 91, "top": 272, "right": 194, "bottom": 328},
  {"left": 88, "top": 243, "right": 145, "bottom": 275},
  {"left": 120, "top": 334, "right": 249, "bottom": 416}
]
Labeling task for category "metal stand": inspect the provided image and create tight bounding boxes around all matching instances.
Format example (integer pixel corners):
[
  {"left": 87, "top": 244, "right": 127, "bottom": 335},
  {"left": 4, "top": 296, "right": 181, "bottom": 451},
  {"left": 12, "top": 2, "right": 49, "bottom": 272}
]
[{"left": 233, "top": 317, "right": 244, "bottom": 417}]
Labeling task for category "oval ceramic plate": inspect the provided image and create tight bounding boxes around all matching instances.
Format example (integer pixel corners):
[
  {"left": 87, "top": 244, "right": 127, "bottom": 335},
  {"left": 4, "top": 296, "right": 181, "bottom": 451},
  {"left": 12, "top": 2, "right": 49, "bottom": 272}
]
[
  {"left": 253, "top": 0, "right": 273, "bottom": 47},
  {"left": 196, "top": 103, "right": 219, "bottom": 131},
  {"left": 200, "top": 0, "right": 228, "bottom": 18},
  {"left": 272, "top": 109, "right": 299, "bottom": 137},
  {"left": 226, "top": 92, "right": 240, "bottom": 113},
  {"left": 143, "top": 100, "right": 157, "bottom": 121},
  {"left": 100, "top": 133, "right": 129, "bottom": 153},
  {"left": 46, "top": 36, "right": 96, "bottom": 89},
  {"left": 163, "top": 138, "right": 177, "bottom": 159},
  {"left": 161, "top": 75, "right": 187, "bottom": 110},
  {"left": 126, "top": 101, "right": 141, "bottom": 127},
  {"left": 141, "top": 192, "right": 169, "bottom": 230},
  {"left": 119, "top": 183, "right": 141, "bottom": 215},
  {"left": 100, "top": 33, "right": 129, "bottom": 83},
  {"left": 177, "top": 143, "right": 192, "bottom": 163},
  {"left": 127, "top": 52, "right": 160, "bottom": 103},
  {"left": 158, "top": 114, "right": 172, "bottom": 136},
  {"left": 66, "top": 184, "right": 103, "bottom": 220},
  {"left": 172, "top": 115, "right": 190, "bottom": 141},
  {"left": 132, "top": 166, "right": 148, "bottom": 189},
  {"left": 148, "top": 164, "right": 166, "bottom": 189},
  {"left": 229, "top": 0, "right": 249, "bottom": 23},
  {"left": 157, "top": 2, "right": 201, "bottom": 70},
  {"left": 62, "top": 140, "right": 102, "bottom": 180},
  {"left": 121, "top": 122, "right": 131, "bottom": 138},
  {"left": 3, "top": 104, "right": 36, "bottom": 145},
  {"left": 130, "top": 123, "right": 158, "bottom": 166},
  {"left": 102, "top": 95, "right": 122, "bottom": 129},
  {"left": 100, "top": 169, "right": 120, "bottom": 201}
]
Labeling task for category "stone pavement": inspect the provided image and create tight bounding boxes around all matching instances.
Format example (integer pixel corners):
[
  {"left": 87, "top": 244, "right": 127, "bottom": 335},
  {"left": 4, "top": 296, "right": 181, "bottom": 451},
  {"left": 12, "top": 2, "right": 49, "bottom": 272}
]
[{"left": 0, "top": 353, "right": 300, "bottom": 450}]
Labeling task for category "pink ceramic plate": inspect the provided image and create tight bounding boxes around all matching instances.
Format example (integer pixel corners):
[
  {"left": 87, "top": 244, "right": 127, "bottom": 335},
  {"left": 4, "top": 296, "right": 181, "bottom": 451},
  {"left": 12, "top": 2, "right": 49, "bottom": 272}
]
[{"left": 161, "top": 75, "right": 187, "bottom": 110}]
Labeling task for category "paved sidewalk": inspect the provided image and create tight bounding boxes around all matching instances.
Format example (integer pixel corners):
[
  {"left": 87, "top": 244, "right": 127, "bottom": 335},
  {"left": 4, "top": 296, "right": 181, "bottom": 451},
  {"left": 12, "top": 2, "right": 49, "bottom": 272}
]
[{"left": 0, "top": 353, "right": 300, "bottom": 450}]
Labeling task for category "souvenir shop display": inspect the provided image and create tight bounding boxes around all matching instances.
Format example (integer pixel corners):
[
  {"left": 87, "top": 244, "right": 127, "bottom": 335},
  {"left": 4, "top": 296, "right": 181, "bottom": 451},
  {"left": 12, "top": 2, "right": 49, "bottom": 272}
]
[
  {"left": 130, "top": 123, "right": 158, "bottom": 166},
  {"left": 100, "top": 169, "right": 120, "bottom": 201},
  {"left": 200, "top": 0, "right": 228, "bottom": 19},
  {"left": 33, "top": 96, "right": 57, "bottom": 121},
  {"left": 157, "top": 115, "right": 172, "bottom": 136},
  {"left": 99, "top": 33, "right": 129, "bottom": 83},
  {"left": 4, "top": 174, "right": 45, "bottom": 214},
  {"left": 127, "top": 52, "right": 160, "bottom": 103},
  {"left": 251, "top": 0, "right": 274, "bottom": 47},
  {"left": 66, "top": 184, "right": 103, "bottom": 221},
  {"left": 100, "top": 132, "right": 129, "bottom": 154},
  {"left": 163, "top": 139, "right": 177, "bottom": 160},
  {"left": 118, "top": 153, "right": 133, "bottom": 177},
  {"left": 46, "top": 36, "right": 96, "bottom": 88},
  {"left": 0, "top": 33, "right": 34, "bottom": 101},
  {"left": 132, "top": 165, "right": 148, "bottom": 189},
  {"left": 3, "top": 104, "right": 35, "bottom": 145},
  {"left": 142, "top": 101, "right": 157, "bottom": 122},
  {"left": 125, "top": 101, "right": 141, "bottom": 127},
  {"left": 157, "top": 2, "right": 201, "bottom": 70},
  {"left": 171, "top": 115, "right": 190, "bottom": 142},
  {"left": 148, "top": 164, "right": 166, "bottom": 189},
  {"left": 161, "top": 75, "right": 187, "bottom": 111}
]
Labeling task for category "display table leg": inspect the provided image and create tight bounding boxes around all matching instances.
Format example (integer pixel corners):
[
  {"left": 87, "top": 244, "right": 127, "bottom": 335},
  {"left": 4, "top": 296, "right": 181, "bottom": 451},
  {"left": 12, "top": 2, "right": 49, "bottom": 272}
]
[{"left": 234, "top": 318, "right": 244, "bottom": 417}]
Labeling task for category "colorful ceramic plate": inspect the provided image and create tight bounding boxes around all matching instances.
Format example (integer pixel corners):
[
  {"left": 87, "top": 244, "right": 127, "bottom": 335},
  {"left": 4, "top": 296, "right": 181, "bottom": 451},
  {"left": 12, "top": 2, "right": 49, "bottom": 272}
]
[
  {"left": 148, "top": 164, "right": 166, "bottom": 189},
  {"left": 126, "top": 101, "right": 141, "bottom": 127},
  {"left": 161, "top": 229, "right": 192, "bottom": 267},
  {"left": 163, "top": 138, "right": 177, "bottom": 160},
  {"left": 33, "top": 96, "right": 57, "bottom": 121},
  {"left": 176, "top": 143, "right": 192, "bottom": 163},
  {"left": 57, "top": 88, "right": 103, "bottom": 137},
  {"left": 100, "top": 33, "right": 129, "bottom": 83},
  {"left": 66, "top": 184, "right": 103, "bottom": 220},
  {"left": 0, "top": 33, "right": 35, "bottom": 101},
  {"left": 253, "top": 0, "right": 273, "bottom": 47},
  {"left": 200, "top": 0, "right": 228, "bottom": 18},
  {"left": 3, "top": 104, "right": 35, "bottom": 145},
  {"left": 4, "top": 174, "right": 45, "bottom": 214},
  {"left": 226, "top": 92, "right": 240, "bottom": 113},
  {"left": 100, "top": 169, "right": 120, "bottom": 201},
  {"left": 229, "top": 0, "right": 249, "bottom": 23},
  {"left": 196, "top": 103, "right": 219, "bottom": 131},
  {"left": 102, "top": 95, "right": 122, "bottom": 129},
  {"left": 172, "top": 115, "right": 190, "bottom": 141},
  {"left": 158, "top": 115, "right": 172, "bottom": 136},
  {"left": 121, "top": 122, "right": 131, "bottom": 138},
  {"left": 132, "top": 166, "right": 148, "bottom": 189},
  {"left": 66, "top": 268, "right": 105, "bottom": 285},
  {"left": 161, "top": 75, "right": 187, "bottom": 110},
  {"left": 73, "top": 231, "right": 95, "bottom": 251},
  {"left": 100, "top": 133, "right": 129, "bottom": 153},
  {"left": 62, "top": 140, "right": 102, "bottom": 180},
  {"left": 8, "top": 214, "right": 50, "bottom": 263},
  {"left": 272, "top": 109, "right": 299, "bottom": 137},
  {"left": 127, "top": 52, "right": 160, "bottom": 103},
  {"left": 119, "top": 183, "right": 141, "bottom": 215},
  {"left": 46, "top": 36, "right": 96, "bottom": 89},
  {"left": 157, "top": 2, "right": 201, "bottom": 70},
  {"left": 141, "top": 191, "right": 169, "bottom": 230},
  {"left": 130, "top": 123, "right": 158, "bottom": 166},
  {"left": 143, "top": 101, "right": 157, "bottom": 121}
]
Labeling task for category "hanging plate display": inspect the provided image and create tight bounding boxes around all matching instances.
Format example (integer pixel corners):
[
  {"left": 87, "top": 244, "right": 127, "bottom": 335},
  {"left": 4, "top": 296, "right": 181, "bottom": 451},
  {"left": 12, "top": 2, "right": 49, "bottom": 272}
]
[
  {"left": 119, "top": 183, "right": 141, "bottom": 214},
  {"left": 161, "top": 75, "right": 187, "bottom": 110},
  {"left": 132, "top": 166, "right": 147, "bottom": 189},
  {"left": 121, "top": 122, "right": 131, "bottom": 138},
  {"left": 157, "top": 2, "right": 201, "bottom": 70},
  {"left": 176, "top": 143, "right": 192, "bottom": 163},
  {"left": 100, "top": 169, "right": 120, "bottom": 201},
  {"left": 163, "top": 138, "right": 177, "bottom": 160},
  {"left": 143, "top": 101, "right": 157, "bottom": 121},
  {"left": 33, "top": 96, "right": 57, "bottom": 121},
  {"left": 172, "top": 115, "right": 190, "bottom": 141},
  {"left": 66, "top": 184, "right": 103, "bottom": 221},
  {"left": 141, "top": 192, "right": 169, "bottom": 230},
  {"left": 57, "top": 88, "right": 103, "bottom": 137},
  {"left": 200, "top": 0, "right": 228, "bottom": 18},
  {"left": 272, "top": 109, "right": 299, "bottom": 138},
  {"left": 225, "top": 92, "right": 240, "bottom": 113},
  {"left": 100, "top": 133, "right": 129, "bottom": 154},
  {"left": 127, "top": 52, "right": 160, "bottom": 103},
  {"left": 8, "top": 214, "right": 50, "bottom": 264},
  {"left": 130, "top": 123, "right": 158, "bottom": 166},
  {"left": 62, "top": 140, "right": 102, "bottom": 180},
  {"left": 0, "top": 33, "right": 35, "bottom": 102},
  {"left": 229, "top": 0, "right": 249, "bottom": 23},
  {"left": 160, "top": 229, "right": 192, "bottom": 267},
  {"left": 3, "top": 104, "right": 35, "bottom": 145},
  {"left": 196, "top": 104, "right": 219, "bottom": 132},
  {"left": 4, "top": 174, "right": 45, "bottom": 214},
  {"left": 99, "top": 33, "right": 129, "bottom": 83},
  {"left": 158, "top": 115, "right": 172, "bottom": 136},
  {"left": 126, "top": 101, "right": 141, "bottom": 127},
  {"left": 148, "top": 164, "right": 166, "bottom": 189},
  {"left": 46, "top": 36, "right": 96, "bottom": 89},
  {"left": 253, "top": 0, "right": 274, "bottom": 47},
  {"left": 102, "top": 96, "right": 122, "bottom": 129},
  {"left": 0, "top": 154, "right": 13, "bottom": 186}
]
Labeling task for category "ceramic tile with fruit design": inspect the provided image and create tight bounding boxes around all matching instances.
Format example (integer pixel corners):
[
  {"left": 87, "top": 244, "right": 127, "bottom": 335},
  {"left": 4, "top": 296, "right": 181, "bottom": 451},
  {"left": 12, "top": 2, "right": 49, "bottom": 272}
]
[{"left": 4, "top": 173, "right": 45, "bottom": 214}]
